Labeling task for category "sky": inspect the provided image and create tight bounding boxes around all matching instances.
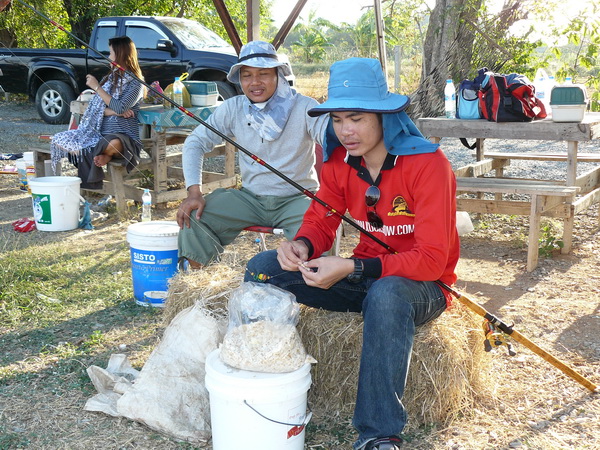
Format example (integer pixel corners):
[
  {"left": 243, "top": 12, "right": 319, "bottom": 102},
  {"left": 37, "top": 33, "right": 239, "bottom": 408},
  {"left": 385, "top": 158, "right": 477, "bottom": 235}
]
[{"left": 270, "top": 0, "right": 373, "bottom": 27}]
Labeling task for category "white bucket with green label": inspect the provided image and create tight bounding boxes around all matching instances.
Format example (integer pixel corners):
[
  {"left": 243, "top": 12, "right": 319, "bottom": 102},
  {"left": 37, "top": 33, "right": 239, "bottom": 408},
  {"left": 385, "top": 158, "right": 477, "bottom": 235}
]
[{"left": 29, "top": 176, "right": 83, "bottom": 231}]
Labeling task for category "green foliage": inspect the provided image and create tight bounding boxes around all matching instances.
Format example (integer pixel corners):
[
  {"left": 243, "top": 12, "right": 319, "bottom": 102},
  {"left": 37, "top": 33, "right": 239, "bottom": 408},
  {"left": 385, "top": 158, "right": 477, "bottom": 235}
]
[
  {"left": 0, "top": 234, "right": 131, "bottom": 329},
  {"left": 539, "top": 3, "right": 600, "bottom": 110},
  {"left": 0, "top": 0, "right": 274, "bottom": 48},
  {"left": 538, "top": 222, "right": 564, "bottom": 258},
  {"left": 289, "top": 11, "right": 335, "bottom": 63},
  {"left": 0, "top": 425, "right": 31, "bottom": 448}
]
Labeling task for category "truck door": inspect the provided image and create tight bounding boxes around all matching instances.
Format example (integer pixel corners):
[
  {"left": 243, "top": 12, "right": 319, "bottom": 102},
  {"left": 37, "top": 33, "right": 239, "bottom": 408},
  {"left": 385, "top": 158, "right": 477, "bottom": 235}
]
[
  {"left": 88, "top": 20, "right": 118, "bottom": 83},
  {"left": 124, "top": 20, "right": 185, "bottom": 90}
]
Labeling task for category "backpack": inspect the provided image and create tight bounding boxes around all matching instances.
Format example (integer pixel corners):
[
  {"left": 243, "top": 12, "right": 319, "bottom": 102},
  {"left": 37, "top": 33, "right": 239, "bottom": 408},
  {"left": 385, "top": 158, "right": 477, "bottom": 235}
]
[
  {"left": 456, "top": 68, "right": 488, "bottom": 120},
  {"left": 478, "top": 72, "right": 547, "bottom": 122}
]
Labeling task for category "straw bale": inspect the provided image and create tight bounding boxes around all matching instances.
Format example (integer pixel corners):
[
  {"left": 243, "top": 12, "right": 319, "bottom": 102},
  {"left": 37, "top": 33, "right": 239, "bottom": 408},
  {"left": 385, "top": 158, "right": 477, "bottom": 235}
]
[
  {"left": 165, "top": 271, "right": 492, "bottom": 429},
  {"left": 299, "top": 302, "right": 492, "bottom": 429},
  {"left": 164, "top": 260, "right": 243, "bottom": 324}
]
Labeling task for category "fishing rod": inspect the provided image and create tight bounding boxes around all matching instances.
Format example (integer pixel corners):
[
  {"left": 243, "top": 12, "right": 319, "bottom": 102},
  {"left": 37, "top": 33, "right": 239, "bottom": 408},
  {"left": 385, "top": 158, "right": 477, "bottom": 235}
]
[
  {"left": 436, "top": 281, "right": 597, "bottom": 393},
  {"left": 1, "top": 0, "right": 394, "bottom": 251},
  {"left": 3, "top": 0, "right": 597, "bottom": 394}
]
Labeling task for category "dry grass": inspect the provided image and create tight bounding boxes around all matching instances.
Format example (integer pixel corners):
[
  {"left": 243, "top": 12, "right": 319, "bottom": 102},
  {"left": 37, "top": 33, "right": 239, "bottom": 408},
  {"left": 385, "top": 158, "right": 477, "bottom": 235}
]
[{"left": 295, "top": 73, "right": 329, "bottom": 103}]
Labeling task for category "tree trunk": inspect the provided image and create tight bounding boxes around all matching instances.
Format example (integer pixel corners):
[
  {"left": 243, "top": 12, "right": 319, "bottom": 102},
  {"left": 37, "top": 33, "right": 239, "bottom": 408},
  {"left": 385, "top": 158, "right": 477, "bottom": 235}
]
[
  {"left": 62, "top": 0, "right": 96, "bottom": 43},
  {"left": 0, "top": 28, "right": 17, "bottom": 47},
  {"left": 410, "top": 0, "right": 482, "bottom": 118}
]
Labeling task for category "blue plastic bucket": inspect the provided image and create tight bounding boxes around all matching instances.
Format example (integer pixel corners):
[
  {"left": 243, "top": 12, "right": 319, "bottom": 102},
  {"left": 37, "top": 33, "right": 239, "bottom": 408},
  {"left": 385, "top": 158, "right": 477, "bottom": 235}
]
[{"left": 126, "top": 221, "right": 180, "bottom": 307}]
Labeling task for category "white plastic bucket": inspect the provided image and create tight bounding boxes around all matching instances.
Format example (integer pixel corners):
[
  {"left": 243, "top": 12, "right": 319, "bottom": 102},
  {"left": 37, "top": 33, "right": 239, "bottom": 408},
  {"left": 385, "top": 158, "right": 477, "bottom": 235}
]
[
  {"left": 29, "top": 176, "right": 82, "bottom": 231},
  {"left": 126, "top": 221, "right": 179, "bottom": 307},
  {"left": 205, "top": 349, "right": 312, "bottom": 450}
]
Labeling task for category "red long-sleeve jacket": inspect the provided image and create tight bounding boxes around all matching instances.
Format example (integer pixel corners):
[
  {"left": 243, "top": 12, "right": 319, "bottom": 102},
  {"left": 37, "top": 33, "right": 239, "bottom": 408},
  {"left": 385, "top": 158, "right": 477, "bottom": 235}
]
[{"left": 295, "top": 146, "right": 459, "bottom": 304}]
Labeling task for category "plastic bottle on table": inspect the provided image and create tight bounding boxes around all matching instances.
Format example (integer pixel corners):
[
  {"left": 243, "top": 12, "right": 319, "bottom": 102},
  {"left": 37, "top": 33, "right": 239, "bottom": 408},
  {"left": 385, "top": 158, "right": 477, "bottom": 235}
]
[
  {"left": 533, "top": 68, "right": 551, "bottom": 112},
  {"left": 142, "top": 188, "right": 152, "bottom": 222},
  {"left": 444, "top": 79, "right": 456, "bottom": 119},
  {"left": 173, "top": 77, "right": 184, "bottom": 106},
  {"left": 546, "top": 76, "right": 556, "bottom": 115}
]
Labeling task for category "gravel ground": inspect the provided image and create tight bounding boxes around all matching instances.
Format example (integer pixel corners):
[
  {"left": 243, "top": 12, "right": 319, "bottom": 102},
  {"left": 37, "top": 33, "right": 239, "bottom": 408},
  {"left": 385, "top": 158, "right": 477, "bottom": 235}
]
[{"left": 0, "top": 101, "right": 64, "bottom": 153}]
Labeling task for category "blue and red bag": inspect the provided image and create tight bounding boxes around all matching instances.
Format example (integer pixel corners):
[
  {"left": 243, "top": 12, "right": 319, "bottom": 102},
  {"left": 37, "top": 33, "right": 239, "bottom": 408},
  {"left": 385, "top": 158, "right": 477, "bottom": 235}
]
[
  {"left": 456, "top": 68, "right": 488, "bottom": 120},
  {"left": 478, "top": 72, "right": 547, "bottom": 122}
]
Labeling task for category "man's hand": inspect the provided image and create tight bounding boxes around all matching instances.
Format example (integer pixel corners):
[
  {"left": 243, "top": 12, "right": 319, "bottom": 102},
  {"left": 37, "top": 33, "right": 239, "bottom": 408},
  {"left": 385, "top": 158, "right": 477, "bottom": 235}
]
[
  {"left": 176, "top": 185, "right": 205, "bottom": 228},
  {"left": 277, "top": 240, "right": 310, "bottom": 271},
  {"left": 298, "top": 256, "right": 354, "bottom": 289},
  {"left": 121, "top": 109, "right": 135, "bottom": 118}
]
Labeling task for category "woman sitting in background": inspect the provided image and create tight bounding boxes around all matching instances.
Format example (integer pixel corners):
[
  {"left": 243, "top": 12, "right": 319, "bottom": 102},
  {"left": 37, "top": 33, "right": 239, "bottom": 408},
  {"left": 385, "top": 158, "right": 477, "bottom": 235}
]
[{"left": 51, "top": 35, "right": 144, "bottom": 189}]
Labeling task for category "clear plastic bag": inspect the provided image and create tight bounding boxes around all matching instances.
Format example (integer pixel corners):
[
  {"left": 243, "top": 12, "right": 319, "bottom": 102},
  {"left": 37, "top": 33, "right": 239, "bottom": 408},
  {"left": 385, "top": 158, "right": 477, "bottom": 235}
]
[{"left": 220, "top": 282, "right": 315, "bottom": 373}]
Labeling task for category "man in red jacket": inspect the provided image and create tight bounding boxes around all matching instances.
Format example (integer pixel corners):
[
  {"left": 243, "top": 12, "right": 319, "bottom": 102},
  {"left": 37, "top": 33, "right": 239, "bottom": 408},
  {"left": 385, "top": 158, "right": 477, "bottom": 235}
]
[{"left": 245, "top": 57, "right": 459, "bottom": 450}]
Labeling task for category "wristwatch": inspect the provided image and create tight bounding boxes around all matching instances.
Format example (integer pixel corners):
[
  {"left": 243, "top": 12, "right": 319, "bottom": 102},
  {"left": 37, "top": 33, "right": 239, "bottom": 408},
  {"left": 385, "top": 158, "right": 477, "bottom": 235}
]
[{"left": 346, "top": 258, "right": 364, "bottom": 283}]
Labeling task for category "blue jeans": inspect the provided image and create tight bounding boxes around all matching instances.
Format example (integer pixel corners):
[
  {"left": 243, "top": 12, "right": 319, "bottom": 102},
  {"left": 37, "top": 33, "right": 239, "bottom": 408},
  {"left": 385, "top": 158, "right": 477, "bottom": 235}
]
[{"left": 245, "top": 250, "right": 447, "bottom": 448}]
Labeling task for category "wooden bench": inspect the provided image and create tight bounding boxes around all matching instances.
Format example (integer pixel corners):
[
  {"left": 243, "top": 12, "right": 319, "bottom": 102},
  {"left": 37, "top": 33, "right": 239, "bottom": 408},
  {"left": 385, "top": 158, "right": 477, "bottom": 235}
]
[
  {"left": 469, "top": 154, "right": 600, "bottom": 223},
  {"left": 475, "top": 152, "right": 600, "bottom": 163},
  {"left": 31, "top": 141, "right": 236, "bottom": 216},
  {"left": 456, "top": 176, "right": 579, "bottom": 271}
]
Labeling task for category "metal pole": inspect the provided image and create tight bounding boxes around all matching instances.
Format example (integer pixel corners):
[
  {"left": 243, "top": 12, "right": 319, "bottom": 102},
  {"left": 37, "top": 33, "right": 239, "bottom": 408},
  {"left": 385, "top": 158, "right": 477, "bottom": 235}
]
[
  {"left": 394, "top": 45, "right": 401, "bottom": 92},
  {"left": 374, "top": 0, "right": 387, "bottom": 74}
]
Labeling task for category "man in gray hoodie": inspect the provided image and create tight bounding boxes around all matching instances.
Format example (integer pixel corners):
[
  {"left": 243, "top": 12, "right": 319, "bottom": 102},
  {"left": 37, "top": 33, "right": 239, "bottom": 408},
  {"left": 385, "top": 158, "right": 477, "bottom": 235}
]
[{"left": 176, "top": 41, "right": 329, "bottom": 268}]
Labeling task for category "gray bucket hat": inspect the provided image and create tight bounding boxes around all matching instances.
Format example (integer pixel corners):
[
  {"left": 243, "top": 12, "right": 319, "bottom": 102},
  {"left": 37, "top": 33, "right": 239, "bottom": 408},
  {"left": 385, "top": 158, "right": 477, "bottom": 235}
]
[{"left": 227, "top": 40, "right": 292, "bottom": 84}]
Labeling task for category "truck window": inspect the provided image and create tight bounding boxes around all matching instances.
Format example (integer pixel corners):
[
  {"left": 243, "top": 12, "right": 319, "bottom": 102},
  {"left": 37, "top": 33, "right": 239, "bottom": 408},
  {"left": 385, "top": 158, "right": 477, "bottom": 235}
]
[
  {"left": 125, "top": 25, "right": 166, "bottom": 50},
  {"left": 158, "top": 17, "right": 233, "bottom": 50},
  {"left": 94, "top": 23, "right": 118, "bottom": 53}
]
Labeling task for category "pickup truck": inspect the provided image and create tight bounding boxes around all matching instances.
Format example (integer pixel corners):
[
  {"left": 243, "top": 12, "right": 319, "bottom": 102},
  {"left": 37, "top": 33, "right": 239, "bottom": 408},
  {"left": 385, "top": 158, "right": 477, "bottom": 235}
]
[{"left": 0, "top": 16, "right": 293, "bottom": 124}]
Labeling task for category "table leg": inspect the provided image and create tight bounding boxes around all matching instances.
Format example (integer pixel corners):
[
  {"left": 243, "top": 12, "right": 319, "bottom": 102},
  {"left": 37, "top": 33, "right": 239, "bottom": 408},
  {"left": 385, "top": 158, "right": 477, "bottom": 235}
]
[
  {"left": 108, "top": 164, "right": 127, "bottom": 217},
  {"left": 153, "top": 130, "right": 168, "bottom": 194},
  {"left": 475, "top": 138, "right": 485, "bottom": 161},
  {"left": 562, "top": 215, "right": 574, "bottom": 254},
  {"left": 566, "top": 141, "right": 577, "bottom": 187},
  {"left": 224, "top": 141, "right": 236, "bottom": 180},
  {"left": 527, "top": 194, "right": 542, "bottom": 272}
]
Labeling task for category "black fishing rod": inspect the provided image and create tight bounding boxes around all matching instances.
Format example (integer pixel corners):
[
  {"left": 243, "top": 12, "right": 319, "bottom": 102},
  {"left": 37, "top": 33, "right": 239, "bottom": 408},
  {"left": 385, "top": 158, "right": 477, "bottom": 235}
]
[
  {"left": 1, "top": 0, "right": 394, "bottom": 252},
  {"left": 3, "top": 0, "right": 597, "bottom": 394}
]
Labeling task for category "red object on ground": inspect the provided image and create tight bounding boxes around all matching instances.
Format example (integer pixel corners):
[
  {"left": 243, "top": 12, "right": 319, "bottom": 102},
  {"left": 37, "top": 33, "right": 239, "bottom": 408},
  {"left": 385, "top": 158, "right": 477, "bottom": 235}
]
[{"left": 12, "top": 218, "right": 37, "bottom": 232}]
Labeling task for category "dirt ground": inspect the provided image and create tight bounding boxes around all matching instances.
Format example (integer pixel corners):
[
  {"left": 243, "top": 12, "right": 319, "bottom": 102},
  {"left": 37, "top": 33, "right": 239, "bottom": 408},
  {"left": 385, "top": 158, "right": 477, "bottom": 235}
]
[{"left": 1, "top": 162, "right": 599, "bottom": 449}]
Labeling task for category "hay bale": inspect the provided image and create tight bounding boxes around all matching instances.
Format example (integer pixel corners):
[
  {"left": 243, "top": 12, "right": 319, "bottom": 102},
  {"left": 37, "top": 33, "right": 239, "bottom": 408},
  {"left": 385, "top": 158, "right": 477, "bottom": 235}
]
[
  {"left": 299, "top": 302, "right": 492, "bottom": 429},
  {"left": 164, "top": 260, "right": 243, "bottom": 324},
  {"left": 165, "top": 272, "right": 492, "bottom": 429}
]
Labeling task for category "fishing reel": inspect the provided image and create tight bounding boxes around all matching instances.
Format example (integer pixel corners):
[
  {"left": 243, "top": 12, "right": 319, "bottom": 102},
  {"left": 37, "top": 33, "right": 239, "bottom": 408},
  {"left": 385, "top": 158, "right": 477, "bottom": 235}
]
[{"left": 482, "top": 319, "right": 516, "bottom": 356}]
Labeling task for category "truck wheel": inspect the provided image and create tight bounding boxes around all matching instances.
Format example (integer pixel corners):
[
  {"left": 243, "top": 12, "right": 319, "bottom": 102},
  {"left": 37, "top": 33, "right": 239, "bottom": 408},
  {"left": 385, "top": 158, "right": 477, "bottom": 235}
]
[
  {"left": 35, "top": 80, "right": 76, "bottom": 124},
  {"left": 214, "top": 81, "right": 238, "bottom": 101}
]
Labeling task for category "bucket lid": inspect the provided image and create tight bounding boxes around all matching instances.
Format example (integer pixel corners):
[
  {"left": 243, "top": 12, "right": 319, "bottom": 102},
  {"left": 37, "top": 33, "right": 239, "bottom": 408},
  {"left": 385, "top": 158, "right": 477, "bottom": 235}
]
[
  {"left": 28, "top": 176, "right": 82, "bottom": 186},
  {"left": 550, "top": 86, "right": 587, "bottom": 105},
  {"left": 205, "top": 349, "right": 311, "bottom": 387},
  {"left": 127, "top": 220, "right": 180, "bottom": 238}
]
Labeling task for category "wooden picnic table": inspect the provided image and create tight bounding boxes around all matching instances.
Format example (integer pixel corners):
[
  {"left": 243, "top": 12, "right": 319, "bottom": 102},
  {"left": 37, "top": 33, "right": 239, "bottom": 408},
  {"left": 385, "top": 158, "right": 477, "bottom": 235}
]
[
  {"left": 416, "top": 113, "right": 600, "bottom": 271},
  {"left": 33, "top": 101, "right": 237, "bottom": 215}
]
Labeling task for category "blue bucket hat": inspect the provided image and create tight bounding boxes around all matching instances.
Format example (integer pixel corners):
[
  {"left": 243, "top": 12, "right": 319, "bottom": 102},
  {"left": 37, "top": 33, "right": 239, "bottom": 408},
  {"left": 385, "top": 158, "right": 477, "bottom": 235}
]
[
  {"left": 308, "top": 58, "right": 410, "bottom": 117},
  {"left": 227, "top": 41, "right": 292, "bottom": 84},
  {"left": 313, "top": 57, "right": 439, "bottom": 161}
]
